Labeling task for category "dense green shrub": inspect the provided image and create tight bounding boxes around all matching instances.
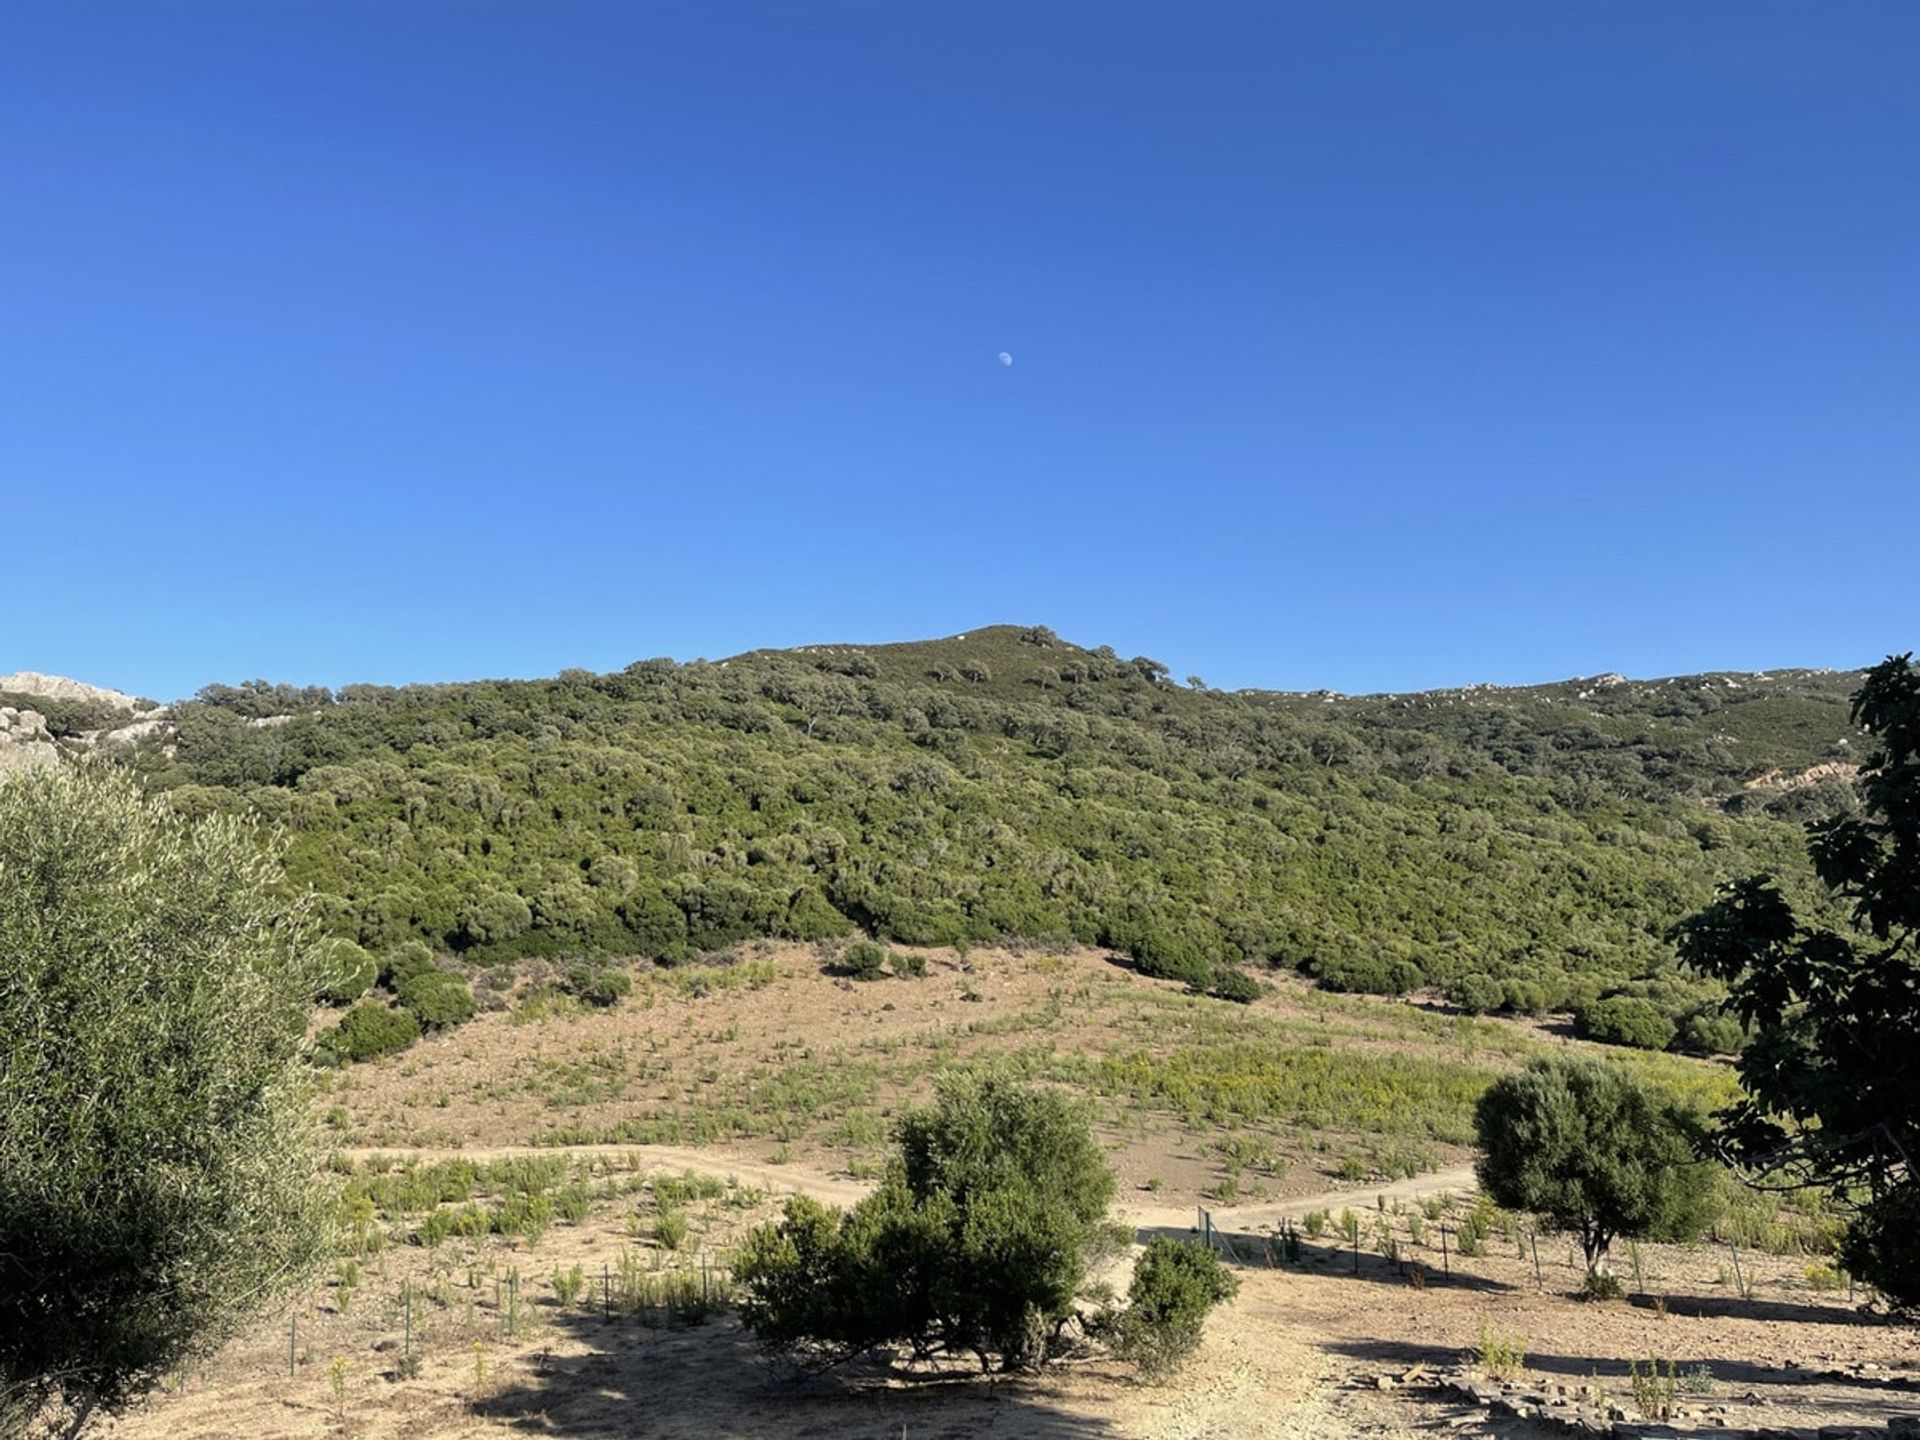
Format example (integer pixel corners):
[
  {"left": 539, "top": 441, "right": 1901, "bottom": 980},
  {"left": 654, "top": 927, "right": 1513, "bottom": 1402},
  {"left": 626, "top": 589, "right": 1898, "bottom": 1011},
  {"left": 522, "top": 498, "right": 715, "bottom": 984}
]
[
  {"left": 565, "top": 963, "right": 633, "bottom": 1007},
  {"left": 1574, "top": 995, "right": 1677, "bottom": 1051},
  {"left": 378, "top": 939, "right": 437, "bottom": 988},
  {"left": 1205, "top": 966, "right": 1262, "bottom": 1005},
  {"left": 1475, "top": 1056, "right": 1717, "bottom": 1277},
  {"left": 838, "top": 940, "right": 890, "bottom": 981},
  {"left": 1110, "top": 1237, "right": 1239, "bottom": 1378},
  {"left": 735, "top": 1072, "right": 1117, "bottom": 1372},
  {"left": 889, "top": 949, "right": 928, "bottom": 979},
  {"left": 395, "top": 968, "right": 476, "bottom": 1030},
  {"left": 0, "top": 766, "right": 329, "bottom": 1430},
  {"left": 316, "top": 937, "right": 377, "bottom": 1005},
  {"left": 1837, "top": 1188, "right": 1920, "bottom": 1311},
  {"left": 324, "top": 1001, "right": 421, "bottom": 1063},
  {"left": 1671, "top": 1004, "right": 1744, "bottom": 1056},
  {"left": 1313, "top": 952, "right": 1423, "bottom": 996},
  {"left": 456, "top": 889, "right": 531, "bottom": 949}
]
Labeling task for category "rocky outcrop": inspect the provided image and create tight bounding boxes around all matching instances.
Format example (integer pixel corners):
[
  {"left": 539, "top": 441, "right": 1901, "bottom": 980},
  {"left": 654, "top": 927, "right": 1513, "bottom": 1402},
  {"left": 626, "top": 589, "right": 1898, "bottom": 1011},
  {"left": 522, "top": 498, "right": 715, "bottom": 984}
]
[
  {"left": 0, "top": 706, "right": 58, "bottom": 774},
  {"left": 0, "top": 672, "right": 142, "bottom": 712}
]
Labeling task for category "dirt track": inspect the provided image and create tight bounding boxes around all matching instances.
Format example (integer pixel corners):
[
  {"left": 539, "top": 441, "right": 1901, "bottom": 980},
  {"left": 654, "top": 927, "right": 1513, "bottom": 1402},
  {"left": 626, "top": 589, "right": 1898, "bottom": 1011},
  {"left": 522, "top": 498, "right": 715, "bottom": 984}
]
[{"left": 340, "top": 1142, "right": 1479, "bottom": 1244}]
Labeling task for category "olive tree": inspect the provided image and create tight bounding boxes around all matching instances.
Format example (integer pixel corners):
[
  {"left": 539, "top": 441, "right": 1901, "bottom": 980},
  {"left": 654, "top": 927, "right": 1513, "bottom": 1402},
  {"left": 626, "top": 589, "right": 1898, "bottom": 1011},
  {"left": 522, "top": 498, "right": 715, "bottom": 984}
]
[
  {"left": 1474, "top": 1056, "right": 1716, "bottom": 1279},
  {"left": 0, "top": 765, "right": 330, "bottom": 1435}
]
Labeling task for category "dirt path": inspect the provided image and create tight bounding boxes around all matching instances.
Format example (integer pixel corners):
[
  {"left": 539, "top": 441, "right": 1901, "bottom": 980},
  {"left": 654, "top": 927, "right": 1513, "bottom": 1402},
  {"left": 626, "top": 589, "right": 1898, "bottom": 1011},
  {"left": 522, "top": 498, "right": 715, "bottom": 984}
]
[
  {"left": 335, "top": 1142, "right": 874, "bottom": 1208},
  {"left": 339, "top": 1143, "right": 1478, "bottom": 1242},
  {"left": 1121, "top": 1162, "right": 1481, "bottom": 1237}
]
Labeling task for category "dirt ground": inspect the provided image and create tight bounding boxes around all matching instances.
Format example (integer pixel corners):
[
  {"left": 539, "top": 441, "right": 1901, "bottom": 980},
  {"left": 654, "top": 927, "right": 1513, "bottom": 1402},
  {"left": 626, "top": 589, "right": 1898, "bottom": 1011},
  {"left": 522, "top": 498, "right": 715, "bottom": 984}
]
[
  {"left": 93, "top": 949, "right": 1920, "bottom": 1439},
  {"left": 97, "top": 1150, "right": 1919, "bottom": 1439},
  {"left": 317, "top": 944, "right": 1499, "bottom": 1202}
]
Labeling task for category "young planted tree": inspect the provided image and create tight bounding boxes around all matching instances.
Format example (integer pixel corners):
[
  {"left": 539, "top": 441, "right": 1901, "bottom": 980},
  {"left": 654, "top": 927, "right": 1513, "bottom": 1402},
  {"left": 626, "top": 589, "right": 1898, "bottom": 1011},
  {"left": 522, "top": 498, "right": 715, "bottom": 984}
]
[
  {"left": 735, "top": 1071, "right": 1118, "bottom": 1373},
  {"left": 1474, "top": 1056, "right": 1715, "bottom": 1280},
  {"left": 0, "top": 766, "right": 331, "bottom": 1435},
  {"left": 1674, "top": 653, "right": 1920, "bottom": 1306}
]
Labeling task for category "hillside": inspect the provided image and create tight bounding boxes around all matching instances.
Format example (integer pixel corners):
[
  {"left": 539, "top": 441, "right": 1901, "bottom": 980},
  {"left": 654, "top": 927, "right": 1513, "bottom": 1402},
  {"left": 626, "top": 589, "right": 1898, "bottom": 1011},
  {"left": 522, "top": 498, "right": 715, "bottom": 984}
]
[{"left": 104, "top": 625, "right": 1877, "bottom": 1045}]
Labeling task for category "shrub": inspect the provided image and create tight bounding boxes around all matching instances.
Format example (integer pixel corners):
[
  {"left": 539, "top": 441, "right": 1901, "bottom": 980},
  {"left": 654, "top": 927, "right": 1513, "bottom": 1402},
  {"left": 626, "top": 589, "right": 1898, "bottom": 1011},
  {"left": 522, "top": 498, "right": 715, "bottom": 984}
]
[
  {"left": 1205, "top": 966, "right": 1261, "bottom": 1004},
  {"left": 1671, "top": 1004, "right": 1743, "bottom": 1057},
  {"left": 325, "top": 1002, "right": 422, "bottom": 1063},
  {"left": 1313, "top": 953, "right": 1422, "bottom": 996},
  {"left": 317, "top": 938, "right": 377, "bottom": 1005},
  {"left": 889, "top": 950, "right": 928, "bottom": 979},
  {"left": 838, "top": 940, "right": 890, "bottom": 981},
  {"left": 736, "top": 1071, "right": 1117, "bottom": 1372},
  {"left": 565, "top": 963, "right": 633, "bottom": 1007},
  {"left": 654, "top": 1208, "right": 689, "bottom": 1251},
  {"left": 378, "top": 940, "right": 437, "bottom": 988},
  {"left": 395, "top": 969, "right": 476, "bottom": 1030},
  {"left": 1574, "top": 995, "right": 1677, "bottom": 1051},
  {"left": 1837, "top": 1188, "right": 1920, "bottom": 1310},
  {"left": 1453, "top": 974, "right": 1503, "bottom": 1015},
  {"left": 1110, "top": 1237, "right": 1239, "bottom": 1379}
]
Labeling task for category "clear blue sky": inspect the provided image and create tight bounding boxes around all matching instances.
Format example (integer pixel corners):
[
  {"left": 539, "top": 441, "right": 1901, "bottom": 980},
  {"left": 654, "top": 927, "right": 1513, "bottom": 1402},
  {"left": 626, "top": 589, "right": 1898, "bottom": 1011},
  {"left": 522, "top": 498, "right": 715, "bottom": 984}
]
[{"left": 4, "top": 3, "right": 1915, "bottom": 701}]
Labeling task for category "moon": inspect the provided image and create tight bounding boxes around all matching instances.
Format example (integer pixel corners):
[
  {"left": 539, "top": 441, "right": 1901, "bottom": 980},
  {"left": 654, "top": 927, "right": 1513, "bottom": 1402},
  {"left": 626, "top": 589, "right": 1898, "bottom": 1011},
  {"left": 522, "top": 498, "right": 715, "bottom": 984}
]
[{"left": 998, "top": 352, "right": 1013, "bottom": 366}]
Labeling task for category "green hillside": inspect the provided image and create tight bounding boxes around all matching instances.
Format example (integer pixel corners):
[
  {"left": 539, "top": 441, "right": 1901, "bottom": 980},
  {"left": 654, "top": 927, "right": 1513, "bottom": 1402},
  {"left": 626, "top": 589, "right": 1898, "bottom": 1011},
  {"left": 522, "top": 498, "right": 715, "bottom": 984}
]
[{"left": 116, "top": 625, "right": 1876, "bottom": 1049}]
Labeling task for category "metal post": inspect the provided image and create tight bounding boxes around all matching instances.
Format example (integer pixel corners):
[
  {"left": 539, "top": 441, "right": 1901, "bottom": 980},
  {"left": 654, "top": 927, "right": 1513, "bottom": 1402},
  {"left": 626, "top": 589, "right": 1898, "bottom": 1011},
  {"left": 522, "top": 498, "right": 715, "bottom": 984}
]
[
  {"left": 289, "top": 1315, "right": 297, "bottom": 1378},
  {"left": 404, "top": 1282, "right": 412, "bottom": 1359},
  {"left": 1439, "top": 1225, "right": 1449, "bottom": 1276},
  {"left": 1529, "top": 1232, "right": 1543, "bottom": 1290}
]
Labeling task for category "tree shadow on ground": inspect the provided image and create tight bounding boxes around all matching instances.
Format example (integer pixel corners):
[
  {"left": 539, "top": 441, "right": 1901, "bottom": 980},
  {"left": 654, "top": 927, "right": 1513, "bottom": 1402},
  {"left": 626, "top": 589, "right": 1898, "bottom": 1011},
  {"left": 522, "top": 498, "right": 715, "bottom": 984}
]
[
  {"left": 471, "top": 1303, "right": 1124, "bottom": 1438},
  {"left": 1133, "top": 1224, "right": 1516, "bottom": 1295},
  {"left": 1625, "top": 1290, "right": 1897, "bottom": 1328},
  {"left": 1326, "top": 1337, "right": 1911, "bottom": 1397}
]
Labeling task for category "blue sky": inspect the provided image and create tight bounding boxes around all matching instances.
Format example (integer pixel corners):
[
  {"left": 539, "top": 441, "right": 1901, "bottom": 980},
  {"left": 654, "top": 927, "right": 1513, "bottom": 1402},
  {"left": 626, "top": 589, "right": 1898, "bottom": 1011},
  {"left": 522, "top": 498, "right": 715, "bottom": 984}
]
[{"left": 4, "top": 3, "right": 1915, "bottom": 701}]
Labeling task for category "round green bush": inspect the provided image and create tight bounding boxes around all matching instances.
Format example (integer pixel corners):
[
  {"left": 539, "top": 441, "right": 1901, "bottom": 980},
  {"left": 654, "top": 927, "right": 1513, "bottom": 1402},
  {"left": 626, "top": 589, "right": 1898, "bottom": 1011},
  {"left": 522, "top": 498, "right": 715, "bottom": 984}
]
[
  {"left": 889, "top": 950, "right": 928, "bottom": 979},
  {"left": 838, "top": 939, "right": 890, "bottom": 981},
  {"left": 395, "top": 968, "right": 476, "bottom": 1030},
  {"left": 378, "top": 939, "right": 437, "bottom": 988},
  {"left": 1206, "top": 966, "right": 1261, "bottom": 1004},
  {"left": 1453, "top": 974, "right": 1503, "bottom": 1015},
  {"left": 1313, "top": 952, "right": 1422, "bottom": 996},
  {"left": 566, "top": 963, "right": 633, "bottom": 1007},
  {"left": 1575, "top": 995, "right": 1677, "bottom": 1051},
  {"left": 325, "top": 1001, "right": 421, "bottom": 1064},
  {"left": 316, "top": 938, "right": 377, "bottom": 1005},
  {"left": 1672, "top": 1004, "right": 1744, "bottom": 1056}
]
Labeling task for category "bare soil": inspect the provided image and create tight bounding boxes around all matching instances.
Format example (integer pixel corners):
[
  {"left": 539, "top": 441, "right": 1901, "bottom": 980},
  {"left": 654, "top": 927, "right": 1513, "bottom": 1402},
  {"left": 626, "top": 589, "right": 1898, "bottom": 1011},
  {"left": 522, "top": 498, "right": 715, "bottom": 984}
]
[{"left": 95, "top": 948, "right": 1918, "bottom": 1439}]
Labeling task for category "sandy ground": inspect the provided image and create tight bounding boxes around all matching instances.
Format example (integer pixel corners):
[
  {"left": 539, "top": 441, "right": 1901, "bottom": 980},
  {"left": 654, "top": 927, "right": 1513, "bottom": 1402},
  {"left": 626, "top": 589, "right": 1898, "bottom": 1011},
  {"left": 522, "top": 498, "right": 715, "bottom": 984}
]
[
  {"left": 97, "top": 1151, "right": 1917, "bottom": 1440},
  {"left": 83, "top": 953, "right": 1920, "bottom": 1438}
]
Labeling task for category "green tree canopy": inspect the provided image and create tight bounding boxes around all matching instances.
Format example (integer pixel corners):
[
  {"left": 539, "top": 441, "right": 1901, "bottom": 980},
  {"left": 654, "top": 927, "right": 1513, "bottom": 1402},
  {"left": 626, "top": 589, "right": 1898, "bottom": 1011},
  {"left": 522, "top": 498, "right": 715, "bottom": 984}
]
[
  {"left": 1474, "top": 1055, "right": 1716, "bottom": 1277},
  {"left": 0, "top": 766, "right": 330, "bottom": 1434},
  {"left": 1674, "top": 653, "right": 1920, "bottom": 1305}
]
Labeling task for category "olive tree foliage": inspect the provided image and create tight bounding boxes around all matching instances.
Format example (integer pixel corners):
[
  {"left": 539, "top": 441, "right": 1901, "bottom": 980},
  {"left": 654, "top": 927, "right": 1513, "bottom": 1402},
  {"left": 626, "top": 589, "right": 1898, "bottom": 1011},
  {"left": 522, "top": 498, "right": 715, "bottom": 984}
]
[
  {"left": 1474, "top": 1056, "right": 1716, "bottom": 1277},
  {"left": 0, "top": 765, "right": 331, "bottom": 1436},
  {"left": 1673, "top": 653, "right": 1920, "bottom": 1306},
  {"left": 735, "top": 1072, "right": 1118, "bottom": 1373}
]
